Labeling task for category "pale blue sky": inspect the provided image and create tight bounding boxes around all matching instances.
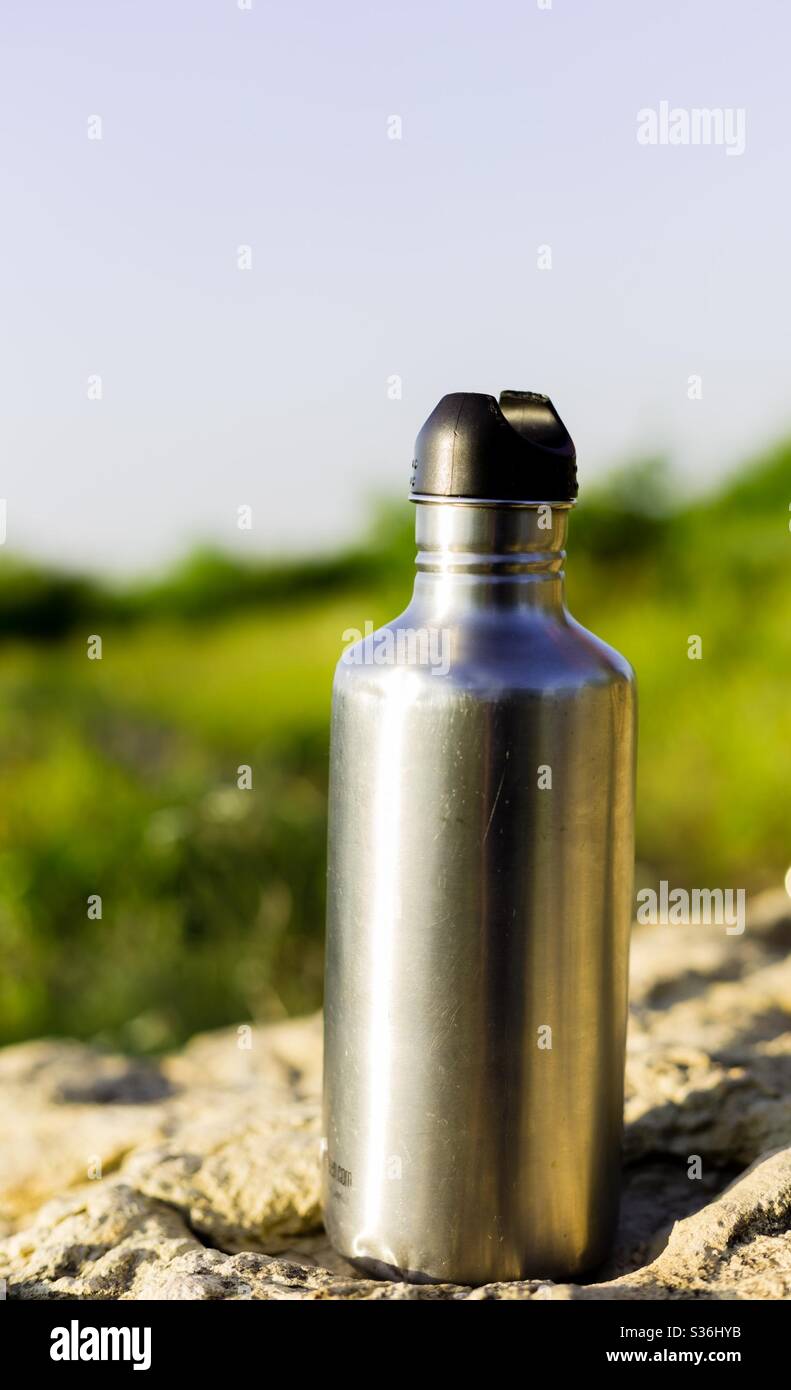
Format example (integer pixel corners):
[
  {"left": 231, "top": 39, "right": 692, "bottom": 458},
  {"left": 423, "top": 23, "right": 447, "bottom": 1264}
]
[{"left": 1, "top": 0, "right": 788, "bottom": 572}]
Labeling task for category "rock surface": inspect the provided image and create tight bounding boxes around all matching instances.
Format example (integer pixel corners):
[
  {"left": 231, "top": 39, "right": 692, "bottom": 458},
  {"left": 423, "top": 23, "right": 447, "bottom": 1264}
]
[{"left": 1, "top": 892, "right": 790, "bottom": 1300}]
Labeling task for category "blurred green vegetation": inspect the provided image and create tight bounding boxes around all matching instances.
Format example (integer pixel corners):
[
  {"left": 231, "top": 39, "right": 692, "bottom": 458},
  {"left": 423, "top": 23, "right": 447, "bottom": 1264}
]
[{"left": 1, "top": 446, "right": 789, "bottom": 1049}]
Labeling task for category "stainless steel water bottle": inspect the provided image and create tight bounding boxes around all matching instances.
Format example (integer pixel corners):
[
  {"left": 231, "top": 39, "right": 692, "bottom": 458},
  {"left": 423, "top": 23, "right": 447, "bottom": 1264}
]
[{"left": 322, "top": 390, "right": 636, "bottom": 1284}]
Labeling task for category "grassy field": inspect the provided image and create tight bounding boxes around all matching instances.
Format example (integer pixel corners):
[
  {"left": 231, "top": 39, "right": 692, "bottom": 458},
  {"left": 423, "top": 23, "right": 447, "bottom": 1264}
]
[{"left": 0, "top": 448, "right": 789, "bottom": 1049}]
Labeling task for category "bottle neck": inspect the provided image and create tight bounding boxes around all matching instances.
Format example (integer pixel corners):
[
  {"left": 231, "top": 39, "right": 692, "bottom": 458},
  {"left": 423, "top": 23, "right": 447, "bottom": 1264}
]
[{"left": 412, "top": 501, "right": 571, "bottom": 615}]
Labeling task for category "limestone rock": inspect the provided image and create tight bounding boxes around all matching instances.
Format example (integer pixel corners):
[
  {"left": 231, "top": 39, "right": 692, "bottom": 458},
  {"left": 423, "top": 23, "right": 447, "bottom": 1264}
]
[
  {"left": 163, "top": 1012, "right": 323, "bottom": 1098},
  {"left": 121, "top": 1094, "right": 322, "bottom": 1251},
  {"left": 0, "top": 1041, "right": 170, "bottom": 1232},
  {"left": 625, "top": 893, "right": 791, "bottom": 1168}
]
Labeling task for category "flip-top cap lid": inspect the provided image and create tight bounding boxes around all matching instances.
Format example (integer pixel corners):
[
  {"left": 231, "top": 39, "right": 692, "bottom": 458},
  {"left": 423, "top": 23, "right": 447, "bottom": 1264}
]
[{"left": 410, "top": 390, "right": 577, "bottom": 502}]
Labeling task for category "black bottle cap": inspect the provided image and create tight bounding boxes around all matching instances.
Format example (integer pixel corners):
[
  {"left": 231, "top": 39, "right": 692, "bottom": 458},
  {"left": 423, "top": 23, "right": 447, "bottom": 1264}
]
[{"left": 409, "top": 390, "right": 577, "bottom": 502}]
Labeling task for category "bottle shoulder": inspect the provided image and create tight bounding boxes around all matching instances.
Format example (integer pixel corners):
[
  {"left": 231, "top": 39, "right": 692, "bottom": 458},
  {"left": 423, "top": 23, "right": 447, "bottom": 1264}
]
[
  {"left": 562, "top": 614, "right": 636, "bottom": 685},
  {"left": 333, "top": 602, "right": 635, "bottom": 699}
]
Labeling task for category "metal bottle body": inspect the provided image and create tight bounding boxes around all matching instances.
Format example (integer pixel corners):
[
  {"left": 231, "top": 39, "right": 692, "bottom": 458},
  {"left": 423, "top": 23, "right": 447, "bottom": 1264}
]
[{"left": 322, "top": 502, "right": 635, "bottom": 1284}]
